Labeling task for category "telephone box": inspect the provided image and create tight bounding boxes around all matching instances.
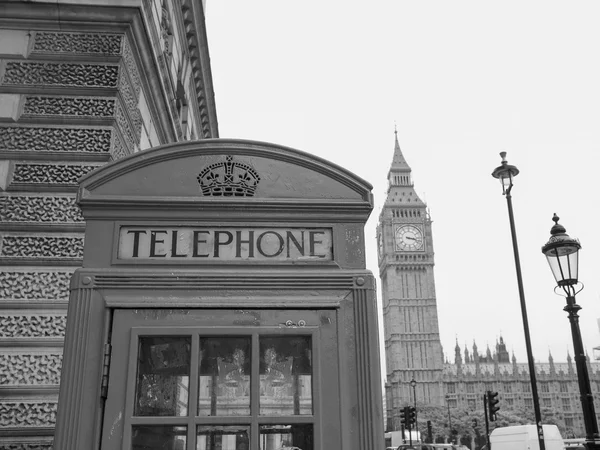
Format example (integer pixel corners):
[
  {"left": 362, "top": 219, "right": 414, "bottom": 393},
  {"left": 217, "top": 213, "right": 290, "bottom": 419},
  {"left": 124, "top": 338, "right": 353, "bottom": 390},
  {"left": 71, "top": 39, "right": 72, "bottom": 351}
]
[{"left": 53, "top": 139, "right": 383, "bottom": 450}]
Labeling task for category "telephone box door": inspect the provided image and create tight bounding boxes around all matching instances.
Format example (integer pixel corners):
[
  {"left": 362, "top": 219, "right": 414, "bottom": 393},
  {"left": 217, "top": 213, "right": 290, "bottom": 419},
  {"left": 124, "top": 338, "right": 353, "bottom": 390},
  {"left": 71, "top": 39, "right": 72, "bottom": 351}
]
[{"left": 101, "top": 309, "right": 340, "bottom": 450}]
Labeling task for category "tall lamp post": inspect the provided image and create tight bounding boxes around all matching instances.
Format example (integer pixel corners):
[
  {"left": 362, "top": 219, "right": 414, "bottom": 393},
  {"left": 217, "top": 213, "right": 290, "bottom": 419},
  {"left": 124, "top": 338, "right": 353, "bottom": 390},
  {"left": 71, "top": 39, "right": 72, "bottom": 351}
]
[
  {"left": 541, "top": 214, "right": 600, "bottom": 450},
  {"left": 491, "top": 152, "right": 546, "bottom": 450},
  {"left": 410, "top": 378, "right": 418, "bottom": 439},
  {"left": 445, "top": 394, "right": 452, "bottom": 444}
]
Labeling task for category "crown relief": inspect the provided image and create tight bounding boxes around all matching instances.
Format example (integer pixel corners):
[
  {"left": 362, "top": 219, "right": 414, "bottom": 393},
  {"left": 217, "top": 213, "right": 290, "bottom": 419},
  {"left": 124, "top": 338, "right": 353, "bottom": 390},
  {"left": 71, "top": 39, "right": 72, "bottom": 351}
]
[{"left": 197, "top": 155, "right": 261, "bottom": 197}]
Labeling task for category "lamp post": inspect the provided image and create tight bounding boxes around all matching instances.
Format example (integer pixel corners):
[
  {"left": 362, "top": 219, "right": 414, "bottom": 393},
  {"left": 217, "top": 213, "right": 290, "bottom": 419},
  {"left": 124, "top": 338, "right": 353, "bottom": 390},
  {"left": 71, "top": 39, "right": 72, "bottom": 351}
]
[
  {"left": 542, "top": 214, "right": 600, "bottom": 450},
  {"left": 410, "top": 378, "right": 418, "bottom": 439},
  {"left": 491, "top": 152, "right": 546, "bottom": 450},
  {"left": 445, "top": 394, "right": 452, "bottom": 444}
]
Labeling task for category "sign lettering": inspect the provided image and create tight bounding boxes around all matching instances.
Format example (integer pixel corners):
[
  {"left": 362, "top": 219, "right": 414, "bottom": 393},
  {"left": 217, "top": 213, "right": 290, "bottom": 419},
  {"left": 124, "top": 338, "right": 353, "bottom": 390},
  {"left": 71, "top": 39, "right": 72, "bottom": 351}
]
[{"left": 118, "top": 227, "right": 332, "bottom": 261}]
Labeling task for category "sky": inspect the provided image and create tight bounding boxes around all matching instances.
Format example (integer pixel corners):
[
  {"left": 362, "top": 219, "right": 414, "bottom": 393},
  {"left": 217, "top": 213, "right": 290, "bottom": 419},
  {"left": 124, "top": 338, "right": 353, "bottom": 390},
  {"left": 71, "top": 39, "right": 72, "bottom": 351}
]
[{"left": 204, "top": 1, "right": 600, "bottom": 373}]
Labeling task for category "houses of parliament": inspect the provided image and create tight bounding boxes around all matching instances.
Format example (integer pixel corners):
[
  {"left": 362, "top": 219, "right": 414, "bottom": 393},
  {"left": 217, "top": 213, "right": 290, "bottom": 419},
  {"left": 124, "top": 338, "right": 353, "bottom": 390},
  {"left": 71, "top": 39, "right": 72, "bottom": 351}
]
[{"left": 378, "top": 132, "right": 600, "bottom": 438}]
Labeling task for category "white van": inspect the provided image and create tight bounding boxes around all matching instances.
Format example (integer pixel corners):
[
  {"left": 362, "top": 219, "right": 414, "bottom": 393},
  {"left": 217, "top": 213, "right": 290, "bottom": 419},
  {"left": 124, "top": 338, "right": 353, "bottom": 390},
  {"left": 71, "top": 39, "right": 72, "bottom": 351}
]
[{"left": 490, "top": 424, "right": 564, "bottom": 450}]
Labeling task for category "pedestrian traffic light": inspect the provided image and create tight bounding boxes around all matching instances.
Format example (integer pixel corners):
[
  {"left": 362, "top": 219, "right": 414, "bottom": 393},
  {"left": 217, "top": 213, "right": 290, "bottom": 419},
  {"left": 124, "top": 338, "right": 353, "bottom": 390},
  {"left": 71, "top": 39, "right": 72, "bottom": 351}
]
[
  {"left": 487, "top": 390, "right": 500, "bottom": 421},
  {"left": 408, "top": 406, "right": 417, "bottom": 425},
  {"left": 400, "top": 406, "right": 407, "bottom": 426}
]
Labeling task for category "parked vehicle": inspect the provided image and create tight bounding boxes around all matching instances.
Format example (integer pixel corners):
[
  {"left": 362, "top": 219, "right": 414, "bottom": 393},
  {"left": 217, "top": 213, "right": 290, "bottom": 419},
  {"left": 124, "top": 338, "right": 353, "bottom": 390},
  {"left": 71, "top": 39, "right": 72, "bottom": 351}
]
[
  {"left": 490, "top": 424, "right": 565, "bottom": 450},
  {"left": 563, "top": 438, "right": 586, "bottom": 449}
]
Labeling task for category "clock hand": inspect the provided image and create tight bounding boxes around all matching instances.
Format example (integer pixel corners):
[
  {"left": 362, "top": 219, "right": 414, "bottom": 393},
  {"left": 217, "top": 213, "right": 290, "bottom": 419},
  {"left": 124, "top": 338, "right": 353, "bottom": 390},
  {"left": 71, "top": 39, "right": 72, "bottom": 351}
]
[{"left": 405, "top": 236, "right": 416, "bottom": 241}]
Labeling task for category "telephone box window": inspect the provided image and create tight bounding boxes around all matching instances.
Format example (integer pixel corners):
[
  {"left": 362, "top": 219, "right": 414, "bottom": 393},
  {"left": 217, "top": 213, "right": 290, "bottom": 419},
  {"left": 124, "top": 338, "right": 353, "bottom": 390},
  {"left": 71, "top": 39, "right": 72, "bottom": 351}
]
[
  {"left": 198, "top": 336, "right": 251, "bottom": 416},
  {"left": 196, "top": 425, "right": 250, "bottom": 450},
  {"left": 259, "top": 424, "right": 313, "bottom": 450},
  {"left": 134, "top": 336, "right": 191, "bottom": 417},
  {"left": 132, "top": 425, "right": 187, "bottom": 449},
  {"left": 259, "top": 336, "right": 312, "bottom": 416}
]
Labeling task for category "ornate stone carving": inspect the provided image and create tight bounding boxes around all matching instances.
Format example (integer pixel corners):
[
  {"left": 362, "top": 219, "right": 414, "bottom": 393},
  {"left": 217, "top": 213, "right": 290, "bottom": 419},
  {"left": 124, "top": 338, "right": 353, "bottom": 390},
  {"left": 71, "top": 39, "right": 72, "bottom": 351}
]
[
  {"left": 0, "top": 402, "right": 56, "bottom": 427},
  {"left": 0, "top": 315, "right": 66, "bottom": 338},
  {"left": 119, "top": 69, "right": 137, "bottom": 109},
  {"left": 111, "top": 134, "right": 127, "bottom": 160},
  {"left": 118, "top": 71, "right": 142, "bottom": 138},
  {"left": 122, "top": 37, "right": 141, "bottom": 98},
  {"left": 33, "top": 31, "right": 122, "bottom": 54},
  {"left": 0, "top": 443, "right": 53, "bottom": 450},
  {"left": 11, "top": 164, "right": 97, "bottom": 185},
  {"left": 0, "top": 196, "right": 83, "bottom": 223},
  {"left": 0, "top": 271, "right": 72, "bottom": 300},
  {"left": 23, "top": 96, "right": 116, "bottom": 117},
  {"left": 0, "top": 236, "right": 84, "bottom": 259},
  {"left": 2, "top": 62, "right": 119, "bottom": 88},
  {"left": 0, "top": 126, "right": 112, "bottom": 153},
  {"left": 115, "top": 104, "right": 137, "bottom": 148},
  {"left": 0, "top": 354, "right": 62, "bottom": 385}
]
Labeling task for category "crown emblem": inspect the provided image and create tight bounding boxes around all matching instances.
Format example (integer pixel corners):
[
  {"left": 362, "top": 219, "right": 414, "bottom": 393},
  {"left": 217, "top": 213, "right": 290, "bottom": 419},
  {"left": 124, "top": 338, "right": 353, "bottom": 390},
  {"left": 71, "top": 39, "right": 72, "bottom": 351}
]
[{"left": 197, "top": 155, "right": 261, "bottom": 197}]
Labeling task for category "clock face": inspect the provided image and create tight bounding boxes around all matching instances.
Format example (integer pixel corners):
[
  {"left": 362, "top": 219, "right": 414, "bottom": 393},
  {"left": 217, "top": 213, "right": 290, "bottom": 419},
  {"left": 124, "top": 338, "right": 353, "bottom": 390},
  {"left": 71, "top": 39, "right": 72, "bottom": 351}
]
[{"left": 395, "top": 225, "right": 424, "bottom": 252}]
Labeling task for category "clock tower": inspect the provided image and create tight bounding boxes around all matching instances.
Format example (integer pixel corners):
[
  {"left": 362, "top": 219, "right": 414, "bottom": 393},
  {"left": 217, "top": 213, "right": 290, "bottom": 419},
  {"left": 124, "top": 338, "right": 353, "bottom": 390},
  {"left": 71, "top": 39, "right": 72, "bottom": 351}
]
[{"left": 378, "top": 131, "right": 444, "bottom": 425}]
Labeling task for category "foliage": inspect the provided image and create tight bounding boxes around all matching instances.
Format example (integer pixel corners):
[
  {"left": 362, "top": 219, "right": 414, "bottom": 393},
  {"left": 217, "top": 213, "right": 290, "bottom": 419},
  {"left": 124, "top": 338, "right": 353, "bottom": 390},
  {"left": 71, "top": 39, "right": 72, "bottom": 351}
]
[{"left": 413, "top": 403, "right": 568, "bottom": 448}]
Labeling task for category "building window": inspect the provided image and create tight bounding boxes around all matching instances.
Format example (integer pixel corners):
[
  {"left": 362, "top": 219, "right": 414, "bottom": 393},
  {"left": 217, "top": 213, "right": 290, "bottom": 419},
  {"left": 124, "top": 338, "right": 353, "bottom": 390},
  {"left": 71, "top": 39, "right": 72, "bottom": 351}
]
[
  {"left": 468, "top": 399, "right": 476, "bottom": 409},
  {"left": 565, "top": 417, "right": 574, "bottom": 427},
  {"left": 504, "top": 383, "right": 512, "bottom": 393},
  {"left": 562, "top": 398, "right": 571, "bottom": 411},
  {"left": 543, "top": 398, "right": 552, "bottom": 408},
  {"left": 506, "top": 398, "right": 514, "bottom": 406},
  {"left": 540, "top": 383, "right": 549, "bottom": 393},
  {"left": 466, "top": 384, "right": 474, "bottom": 393},
  {"left": 560, "top": 382, "right": 568, "bottom": 393},
  {"left": 522, "top": 383, "right": 531, "bottom": 393},
  {"left": 447, "top": 383, "right": 456, "bottom": 394},
  {"left": 524, "top": 398, "right": 533, "bottom": 408},
  {"left": 448, "top": 399, "right": 457, "bottom": 408},
  {"left": 131, "top": 333, "right": 314, "bottom": 450}
]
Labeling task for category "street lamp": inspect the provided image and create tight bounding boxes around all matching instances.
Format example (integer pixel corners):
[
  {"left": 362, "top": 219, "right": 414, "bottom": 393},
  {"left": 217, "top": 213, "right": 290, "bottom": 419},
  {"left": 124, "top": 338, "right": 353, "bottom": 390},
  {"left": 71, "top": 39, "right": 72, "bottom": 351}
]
[
  {"left": 542, "top": 214, "right": 600, "bottom": 450},
  {"left": 445, "top": 394, "right": 452, "bottom": 444},
  {"left": 491, "top": 152, "right": 546, "bottom": 450},
  {"left": 410, "top": 378, "right": 418, "bottom": 439}
]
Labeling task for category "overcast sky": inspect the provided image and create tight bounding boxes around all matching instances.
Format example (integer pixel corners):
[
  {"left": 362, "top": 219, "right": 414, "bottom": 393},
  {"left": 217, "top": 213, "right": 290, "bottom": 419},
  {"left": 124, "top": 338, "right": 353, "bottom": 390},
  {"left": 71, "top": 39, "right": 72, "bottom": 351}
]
[{"left": 205, "top": 1, "right": 600, "bottom": 373}]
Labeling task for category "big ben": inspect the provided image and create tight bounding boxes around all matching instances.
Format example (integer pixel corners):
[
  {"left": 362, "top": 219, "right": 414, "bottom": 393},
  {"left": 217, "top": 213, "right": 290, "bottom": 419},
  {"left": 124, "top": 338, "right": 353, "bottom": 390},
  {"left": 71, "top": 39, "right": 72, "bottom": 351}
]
[{"left": 378, "top": 130, "right": 444, "bottom": 428}]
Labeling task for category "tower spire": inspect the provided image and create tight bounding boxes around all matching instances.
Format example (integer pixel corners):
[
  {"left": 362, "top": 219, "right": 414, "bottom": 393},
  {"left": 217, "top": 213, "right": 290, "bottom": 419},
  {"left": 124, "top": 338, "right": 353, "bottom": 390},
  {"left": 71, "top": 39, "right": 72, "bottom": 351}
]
[
  {"left": 386, "top": 128, "right": 425, "bottom": 205},
  {"left": 391, "top": 127, "right": 410, "bottom": 171}
]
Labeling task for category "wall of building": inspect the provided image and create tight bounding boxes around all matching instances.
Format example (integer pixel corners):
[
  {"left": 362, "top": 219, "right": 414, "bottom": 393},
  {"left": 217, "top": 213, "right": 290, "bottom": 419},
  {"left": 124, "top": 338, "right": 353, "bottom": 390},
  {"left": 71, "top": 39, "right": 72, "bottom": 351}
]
[
  {"left": 442, "top": 343, "right": 600, "bottom": 438},
  {"left": 0, "top": 1, "right": 217, "bottom": 447}
]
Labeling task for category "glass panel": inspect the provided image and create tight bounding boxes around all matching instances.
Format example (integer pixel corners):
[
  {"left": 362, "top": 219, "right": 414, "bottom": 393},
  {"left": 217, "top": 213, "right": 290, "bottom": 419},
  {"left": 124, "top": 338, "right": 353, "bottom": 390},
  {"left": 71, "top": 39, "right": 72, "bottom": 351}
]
[
  {"left": 259, "top": 336, "right": 312, "bottom": 416},
  {"left": 259, "top": 424, "right": 313, "bottom": 450},
  {"left": 198, "top": 337, "right": 251, "bottom": 416},
  {"left": 197, "top": 425, "right": 250, "bottom": 450},
  {"left": 135, "top": 336, "right": 190, "bottom": 416},
  {"left": 132, "top": 425, "right": 186, "bottom": 450}
]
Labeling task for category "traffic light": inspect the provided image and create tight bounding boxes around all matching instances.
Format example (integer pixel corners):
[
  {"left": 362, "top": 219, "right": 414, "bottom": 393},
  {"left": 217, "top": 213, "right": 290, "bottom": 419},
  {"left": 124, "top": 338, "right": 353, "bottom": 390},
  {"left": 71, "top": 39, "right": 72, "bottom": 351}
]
[
  {"left": 487, "top": 390, "right": 500, "bottom": 421},
  {"left": 400, "top": 406, "right": 407, "bottom": 426},
  {"left": 427, "top": 420, "right": 433, "bottom": 443},
  {"left": 408, "top": 406, "right": 417, "bottom": 425}
]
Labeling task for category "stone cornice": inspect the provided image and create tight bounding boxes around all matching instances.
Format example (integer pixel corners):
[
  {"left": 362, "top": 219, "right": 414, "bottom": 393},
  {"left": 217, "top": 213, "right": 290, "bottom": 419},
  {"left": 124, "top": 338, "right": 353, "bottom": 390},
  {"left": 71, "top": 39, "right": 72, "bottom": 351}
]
[
  {"left": 0, "top": 1, "right": 219, "bottom": 141},
  {"left": 182, "top": 0, "right": 219, "bottom": 138}
]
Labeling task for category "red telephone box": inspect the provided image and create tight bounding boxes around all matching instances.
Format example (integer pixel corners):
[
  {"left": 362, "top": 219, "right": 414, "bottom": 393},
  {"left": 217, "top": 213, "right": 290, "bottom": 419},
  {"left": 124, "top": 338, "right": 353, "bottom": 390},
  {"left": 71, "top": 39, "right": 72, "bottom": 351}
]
[{"left": 53, "top": 139, "right": 384, "bottom": 450}]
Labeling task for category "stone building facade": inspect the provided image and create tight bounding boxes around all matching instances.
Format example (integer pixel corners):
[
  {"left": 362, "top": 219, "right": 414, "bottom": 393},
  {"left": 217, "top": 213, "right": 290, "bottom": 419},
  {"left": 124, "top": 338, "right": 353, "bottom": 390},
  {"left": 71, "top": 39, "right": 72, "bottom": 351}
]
[
  {"left": 378, "top": 130, "right": 444, "bottom": 416},
  {"left": 379, "top": 135, "right": 600, "bottom": 438},
  {"left": 0, "top": 1, "right": 218, "bottom": 447},
  {"left": 444, "top": 337, "right": 600, "bottom": 438}
]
